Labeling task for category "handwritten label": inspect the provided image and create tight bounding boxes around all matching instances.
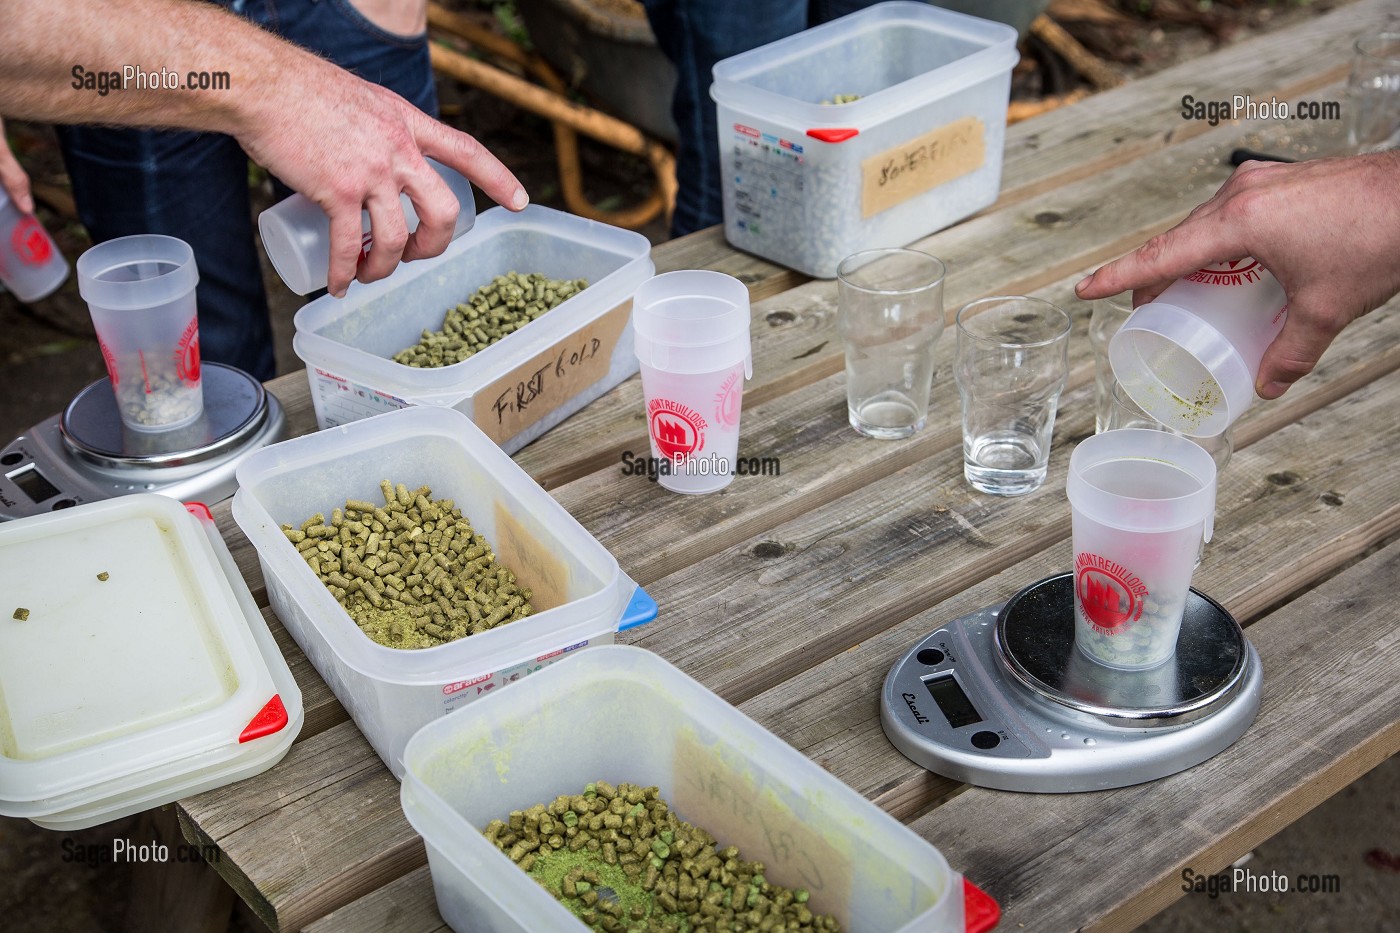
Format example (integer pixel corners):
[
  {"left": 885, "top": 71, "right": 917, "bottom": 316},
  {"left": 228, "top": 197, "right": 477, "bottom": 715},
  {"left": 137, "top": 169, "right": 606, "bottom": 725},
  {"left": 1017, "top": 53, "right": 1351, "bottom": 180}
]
[
  {"left": 494, "top": 502, "right": 568, "bottom": 611},
  {"left": 861, "top": 116, "right": 985, "bottom": 219},
  {"left": 474, "top": 299, "right": 632, "bottom": 444},
  {"left": 673, "top": 729, "right": 853, "bottom": 927}
]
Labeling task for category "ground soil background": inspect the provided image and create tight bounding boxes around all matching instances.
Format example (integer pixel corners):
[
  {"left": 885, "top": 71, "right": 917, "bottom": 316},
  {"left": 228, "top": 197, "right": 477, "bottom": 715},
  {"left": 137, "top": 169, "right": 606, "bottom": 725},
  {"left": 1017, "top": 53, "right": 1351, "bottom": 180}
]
[{"left": 1, "top": 1, "right": 1397, "bottom": 931}]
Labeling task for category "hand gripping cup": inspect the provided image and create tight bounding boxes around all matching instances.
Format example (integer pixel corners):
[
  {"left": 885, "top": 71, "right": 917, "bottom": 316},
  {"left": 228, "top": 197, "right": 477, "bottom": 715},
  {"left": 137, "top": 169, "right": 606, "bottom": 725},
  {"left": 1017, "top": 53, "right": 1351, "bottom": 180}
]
[
  {"left": 1109, "top": 259, "right": 1286, "bottom": 437},
  {"left": 1067, "top": 429, "right": 1217, "bottom": 670},
  {"left": 633, "top": 271, "right": 752, "bottom": 495},
  {"left": 0, "top": 188, "right": 69, "bottom": 303},
  {"left": 77, "top": 235, "right": 203, "bottom": 432}
]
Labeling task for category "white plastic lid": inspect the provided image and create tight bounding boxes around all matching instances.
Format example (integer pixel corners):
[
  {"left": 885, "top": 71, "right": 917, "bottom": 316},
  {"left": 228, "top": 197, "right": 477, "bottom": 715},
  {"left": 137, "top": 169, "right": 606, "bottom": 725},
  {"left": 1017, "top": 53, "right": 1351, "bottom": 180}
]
[
  {"left": 76, "top": 234, "right": 198, "bottom": 311},
  {"left": 633, "top": 270, "right": 753, "bottom": 376},
  {"left": 0, "top": 496, "right": 300, "bottom": 821},
  {"left": 1109, "top": 301, "right": 1253, "bottom": 438}
]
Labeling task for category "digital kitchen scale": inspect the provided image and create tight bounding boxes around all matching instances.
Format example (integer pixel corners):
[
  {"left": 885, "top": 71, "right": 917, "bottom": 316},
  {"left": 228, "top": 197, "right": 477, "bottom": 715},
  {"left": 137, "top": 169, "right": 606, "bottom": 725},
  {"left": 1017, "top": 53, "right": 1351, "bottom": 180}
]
[
  {"left": 881, "top": 573, "right": 1262, "bottom": 792},
  {"left": 0, "top": 363, "right": 286, "bottom": 521}
]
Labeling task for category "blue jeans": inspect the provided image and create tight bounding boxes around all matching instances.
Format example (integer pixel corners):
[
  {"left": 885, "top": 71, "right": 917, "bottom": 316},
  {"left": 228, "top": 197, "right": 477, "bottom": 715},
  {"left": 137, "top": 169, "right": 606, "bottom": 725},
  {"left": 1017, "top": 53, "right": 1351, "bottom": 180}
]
[
  {"left": 57, "top": 0, "right": 437, "bottom": 380},
  {"left": 642, "top": 0, "right": 875, "bottom": 238}
]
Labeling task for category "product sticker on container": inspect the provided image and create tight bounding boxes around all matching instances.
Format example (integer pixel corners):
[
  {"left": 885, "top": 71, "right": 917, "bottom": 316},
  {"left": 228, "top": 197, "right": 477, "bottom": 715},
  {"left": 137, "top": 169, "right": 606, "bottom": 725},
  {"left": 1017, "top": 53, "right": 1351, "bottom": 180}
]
[
  {"left": 861, "top": 115, "right": 985, "bottom": 219},
  {"left": 474, "top": 299, "right": 633, "bottom": 444},
  {"left": 672, "top": 729, "right": 853, "bottom": 927},
  {"left": 309, "top": 368, "right": 409, "bottom": 427},
  {"left": 493, "top": 502, "right": 568, "bottom": 611}
]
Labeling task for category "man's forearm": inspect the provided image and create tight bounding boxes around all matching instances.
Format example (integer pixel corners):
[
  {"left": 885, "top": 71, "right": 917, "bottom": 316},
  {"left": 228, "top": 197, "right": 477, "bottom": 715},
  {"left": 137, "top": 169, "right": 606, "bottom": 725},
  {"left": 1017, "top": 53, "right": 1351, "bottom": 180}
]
[{"left": 0, "top": 0, "right": 330, "bottom": 142}]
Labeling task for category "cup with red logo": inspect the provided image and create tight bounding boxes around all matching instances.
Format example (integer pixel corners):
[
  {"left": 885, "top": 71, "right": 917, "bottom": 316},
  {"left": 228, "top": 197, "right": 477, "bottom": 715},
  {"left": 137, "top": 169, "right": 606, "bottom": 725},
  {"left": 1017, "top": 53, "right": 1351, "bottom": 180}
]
[
  {"left": 633, "top": 271, "right": 752, "bottom": 495},
  {"left": 77, "top": 235, "right": 204, "bottom": 432},
  {"left": 1067, "top": 428, "right": 1217, "bottom": 671},
  {"left": 0, "top": 188, "right": 69, "bottom": 303},
  {"left": 1109, "top": 258, "right": 1286, "bottom": 438}
]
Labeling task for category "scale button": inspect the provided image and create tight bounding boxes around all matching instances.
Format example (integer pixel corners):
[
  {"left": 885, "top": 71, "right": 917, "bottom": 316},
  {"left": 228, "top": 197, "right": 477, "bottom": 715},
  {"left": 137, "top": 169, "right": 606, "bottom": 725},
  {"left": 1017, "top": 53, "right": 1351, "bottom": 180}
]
[
  {"left": 916, "top": 648, "right": 946, "bottom": 666},
  {"left": 52, "top": 499, "right": 77, "bottom": 510},
  {"left": 1, "top": 452, "right": 22, "bottom": 466},
  {"left": 970, "top": 731, "right": 1001, "bottom": 750}
]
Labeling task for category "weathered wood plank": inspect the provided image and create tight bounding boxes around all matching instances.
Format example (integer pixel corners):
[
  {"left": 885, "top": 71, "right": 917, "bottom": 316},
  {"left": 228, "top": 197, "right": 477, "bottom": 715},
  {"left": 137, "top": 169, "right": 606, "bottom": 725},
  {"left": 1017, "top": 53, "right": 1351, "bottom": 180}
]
[
  {"left": 736, "top": 342, "right": 1400, "bottom": 823},
  {"left": 511, "top": 57, "right": 1358, "bottom": 489},
  {"left": 178, "top": 723, "right": 422, "bottom": 933},
  {"left": 992, "top": 0, "right": 1373, "bottom": 207},
  {"left": 304, "top": 866, "right": 446, "bottom": 933},
  {"left": 186, "top": 303, "right": 1400, "bottom": 933},
  {"left": 922, "top": 538, "right": 1400, "bottom": 932},
  {"left": 641, "top": 293, "right": 1399, "bottom": 712},
  {"left": 555, "top": 273, "right": 1089, "bottom": 589}
]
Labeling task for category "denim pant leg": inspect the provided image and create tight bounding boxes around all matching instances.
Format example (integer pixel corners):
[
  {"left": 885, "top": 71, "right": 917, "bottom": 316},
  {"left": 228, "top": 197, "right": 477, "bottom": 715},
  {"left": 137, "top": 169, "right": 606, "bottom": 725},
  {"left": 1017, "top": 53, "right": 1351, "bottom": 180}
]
[{"left": 643, "top": 0, "right": 808, "bottom": 238}]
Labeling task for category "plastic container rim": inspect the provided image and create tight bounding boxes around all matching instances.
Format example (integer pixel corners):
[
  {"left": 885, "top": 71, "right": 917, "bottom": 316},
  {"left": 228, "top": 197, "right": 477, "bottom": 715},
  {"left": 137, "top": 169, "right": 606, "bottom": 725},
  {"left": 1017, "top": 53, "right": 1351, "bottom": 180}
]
[
  {"left": 291, "top": 205, "right": 653, "bottom": 397},
  {"left": 710, "top": 1, "right": 1019, "bottom": 130},
  {"left": 400, "top": 645, "right": 960, "bottom": 928},
  {"left": 232, "top": 407, "right": 626, "bottom": 685}
]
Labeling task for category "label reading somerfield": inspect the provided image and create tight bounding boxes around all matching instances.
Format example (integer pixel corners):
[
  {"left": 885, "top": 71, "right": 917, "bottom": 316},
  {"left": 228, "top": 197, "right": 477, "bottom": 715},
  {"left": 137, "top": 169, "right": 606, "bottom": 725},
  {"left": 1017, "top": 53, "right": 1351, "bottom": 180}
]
[
  {"left": 861, "top": 115, "right": 985, "bottom": 219},
  {"left": 439, "top": 638, "right": 608, "bottom": 714},
  {"left": 310, "top": 367, "right": 409, "bottom": 426},
  {"left": 473, "top": 299, "right": 632, "bottom": 444}
]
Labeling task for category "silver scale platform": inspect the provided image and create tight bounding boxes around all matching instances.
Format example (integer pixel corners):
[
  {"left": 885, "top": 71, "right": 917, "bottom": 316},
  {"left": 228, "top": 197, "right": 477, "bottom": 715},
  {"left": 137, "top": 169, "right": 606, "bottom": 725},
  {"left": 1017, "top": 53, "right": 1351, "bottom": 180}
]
[
  {"left": 1, "top": 363, "right": 285, "bottom": 520},
  {"left": 881, "top": 573, "right": 1262, "bottom": 792}
]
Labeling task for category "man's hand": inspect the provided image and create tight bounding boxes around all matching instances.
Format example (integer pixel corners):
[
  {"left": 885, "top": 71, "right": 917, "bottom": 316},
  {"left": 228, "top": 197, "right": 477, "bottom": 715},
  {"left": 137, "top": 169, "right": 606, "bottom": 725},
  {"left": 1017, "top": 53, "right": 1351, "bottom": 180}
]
[
  {"left": 0, "top": 0, "right": 526, "bottom": 299},
  {"left": 238, "top": 58, "right": 527, "bottom": 297},
  {"left": 1076, "top": 152, "right": 1400, "bottom": 399},
  {"left": 0, "top": 117, "right": 36, "bottom": 214}
]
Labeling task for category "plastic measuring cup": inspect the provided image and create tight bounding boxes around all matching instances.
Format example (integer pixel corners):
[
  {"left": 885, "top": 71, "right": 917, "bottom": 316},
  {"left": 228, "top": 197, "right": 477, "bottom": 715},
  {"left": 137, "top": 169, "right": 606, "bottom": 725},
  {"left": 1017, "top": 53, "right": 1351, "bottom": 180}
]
[
  {"left": 0, "top": 188, "right": 69, "bottom": 303},
  {"left": 1066, "top": 428, "right": 1217, "bottom": 670},
  {"left": 258, "top": 158, "right": 478, "bottom": 296},
  {"left": 1109, "top": 259, "right": 1286, "bottom": 437},
  {"left": 633, "top": 270, "right": 752, "bottom": 495},
  {"left": 77, "top": 235, "right": 203, "bottom": 432}
]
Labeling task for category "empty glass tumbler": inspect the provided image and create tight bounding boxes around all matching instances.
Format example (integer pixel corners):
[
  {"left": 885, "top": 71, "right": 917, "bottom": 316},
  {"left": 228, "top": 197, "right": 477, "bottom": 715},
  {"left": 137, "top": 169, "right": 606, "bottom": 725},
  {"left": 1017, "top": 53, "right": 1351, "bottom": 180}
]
[
  {"left": 838, "top": 249, "right": 947, "bottom": 440},
  {"left": 955, "top": 296, "right": 1072, "bottom": 495}
]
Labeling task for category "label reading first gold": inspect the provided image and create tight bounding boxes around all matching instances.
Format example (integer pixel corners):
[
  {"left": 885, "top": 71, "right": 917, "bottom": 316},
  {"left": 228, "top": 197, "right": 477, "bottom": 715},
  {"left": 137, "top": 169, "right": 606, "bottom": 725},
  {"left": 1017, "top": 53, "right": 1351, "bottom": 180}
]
[{"left": 861, "top": 115, "right": 986, "bottom": 219}]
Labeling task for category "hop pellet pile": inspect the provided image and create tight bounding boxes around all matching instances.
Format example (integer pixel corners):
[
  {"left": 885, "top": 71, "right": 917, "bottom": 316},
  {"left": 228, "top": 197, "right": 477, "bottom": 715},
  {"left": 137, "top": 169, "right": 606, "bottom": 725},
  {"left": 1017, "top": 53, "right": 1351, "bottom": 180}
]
[
  {"left": 393, "top": 272, "right": 588, "bottom": 368},
  {"left": 819, "top": 94, "right": 861, "bottom": 105},
  {"left": 486, "top": 781, "right": 841, "bottom": 933},
  {"left": 283, "top": 480, "right": 533, "bottom": 649}
]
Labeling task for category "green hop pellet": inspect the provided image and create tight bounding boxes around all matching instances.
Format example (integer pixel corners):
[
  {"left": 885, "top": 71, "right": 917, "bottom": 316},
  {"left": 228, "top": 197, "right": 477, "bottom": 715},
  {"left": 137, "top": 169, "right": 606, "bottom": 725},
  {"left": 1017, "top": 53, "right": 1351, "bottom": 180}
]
[
  {"left": 391, "top": 272, "right": 589, "bottom": 367},
  {"left": 482, "top": 781, "right": 842, "bottom": 933},
  {"left": 12, "top": 608, "right": 30, "bottom": 621},
  {"left": 96, "top": 572, "right": 110, "bottom": 582},
  {"left": 285, "top": 480, "right": 533, "bottom": 649}
]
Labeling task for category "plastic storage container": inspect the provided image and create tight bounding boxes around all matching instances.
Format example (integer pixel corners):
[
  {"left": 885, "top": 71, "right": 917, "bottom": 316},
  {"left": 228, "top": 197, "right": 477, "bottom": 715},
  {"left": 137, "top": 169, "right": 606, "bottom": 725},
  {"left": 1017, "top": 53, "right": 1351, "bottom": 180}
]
[
  {"left": 710, "top": 2, "right": 1018, "bottom": 278},
  {"left": 400, "top": 645, "right": 966, "bottom": 932},
  {"left": 0, "top": 496, "right": 302, "bottom": 830},
  {"left": 292, "top": 205, "right": 654, "bottom": 454},
  {"left": 232, "top": 407, "right": 656, "bottom": 778}
]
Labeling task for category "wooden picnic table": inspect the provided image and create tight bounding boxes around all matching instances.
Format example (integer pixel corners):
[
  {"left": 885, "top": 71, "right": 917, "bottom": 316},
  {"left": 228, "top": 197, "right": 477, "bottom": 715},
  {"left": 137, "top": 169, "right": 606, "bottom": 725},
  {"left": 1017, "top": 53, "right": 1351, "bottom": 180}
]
[{"left": 173, "top": 2, "right": 1400, "bottom": 930}]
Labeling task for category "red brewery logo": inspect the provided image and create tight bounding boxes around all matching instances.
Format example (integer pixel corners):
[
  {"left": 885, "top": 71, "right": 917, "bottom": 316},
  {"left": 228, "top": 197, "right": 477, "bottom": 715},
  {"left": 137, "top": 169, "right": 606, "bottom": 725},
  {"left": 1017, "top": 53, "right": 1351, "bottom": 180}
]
[
  {"left": 714, "top": 367, "right": 743, "bottom": 429},
  {"left": 1075, "top": 552, "right": 1148, "bottom": 634},
  {"left": 176, "top": 317, "right": 201, "bottom": 384},
  {"left": 647, "top": 398, "right": 706, "bottom": 460},
  {"left": 11, "top": 217, "right": 53, "bottom": 267},
  {"left": 99, "top": 338, "right": 119, "bottom": 386},
  {"left": 1186, "top": 258, "right": 1263, "bottom": 286}
]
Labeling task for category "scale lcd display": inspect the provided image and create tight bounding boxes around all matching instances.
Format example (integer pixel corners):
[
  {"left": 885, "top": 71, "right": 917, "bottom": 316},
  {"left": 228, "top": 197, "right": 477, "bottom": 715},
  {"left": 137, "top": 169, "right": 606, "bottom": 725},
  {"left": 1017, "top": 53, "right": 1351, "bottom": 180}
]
[
  {"left": 9, "top": 466, "right": 60, "bottom": 503},
  {"left": 923, "top": 673, "right": 983, "bottom": 728}
]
